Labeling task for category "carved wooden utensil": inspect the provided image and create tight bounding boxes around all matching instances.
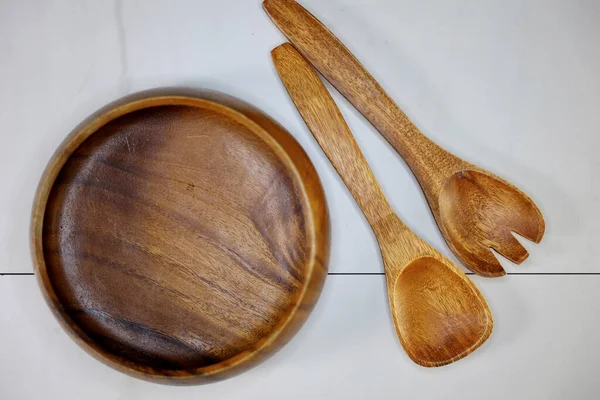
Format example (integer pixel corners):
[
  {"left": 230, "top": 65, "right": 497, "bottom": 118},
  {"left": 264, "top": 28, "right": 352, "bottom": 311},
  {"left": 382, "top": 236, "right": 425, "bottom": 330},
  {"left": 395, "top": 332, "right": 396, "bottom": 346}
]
[
  {"left": 264, "top": 0, "right": 545, "bottom": 277},
  {"left": 273, "top": 43, "right": 492, "bottom": 367},
  {"left": 31, "top": 89, "right": 330, "bottom": 384}
]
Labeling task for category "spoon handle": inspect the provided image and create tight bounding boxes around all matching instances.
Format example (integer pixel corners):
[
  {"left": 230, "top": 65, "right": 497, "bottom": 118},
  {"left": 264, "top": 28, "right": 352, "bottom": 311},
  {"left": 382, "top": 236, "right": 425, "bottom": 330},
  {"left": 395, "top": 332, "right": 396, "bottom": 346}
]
[
  {"left": 273, "top": 44, "right": 495, "bottom": 369},
  {"left": 272, "top": 43, "right": 399, "bottom": 231},
  {"left": 263, "top": 0, "right": 448, "bottom": 192}
]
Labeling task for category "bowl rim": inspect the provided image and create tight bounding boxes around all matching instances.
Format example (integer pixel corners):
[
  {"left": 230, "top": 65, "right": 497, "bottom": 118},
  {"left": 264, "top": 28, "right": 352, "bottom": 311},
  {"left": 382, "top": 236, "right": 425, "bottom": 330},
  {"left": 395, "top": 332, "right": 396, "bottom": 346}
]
[{"left": 30, "top": 88, "right": 330, "bottom": 384}]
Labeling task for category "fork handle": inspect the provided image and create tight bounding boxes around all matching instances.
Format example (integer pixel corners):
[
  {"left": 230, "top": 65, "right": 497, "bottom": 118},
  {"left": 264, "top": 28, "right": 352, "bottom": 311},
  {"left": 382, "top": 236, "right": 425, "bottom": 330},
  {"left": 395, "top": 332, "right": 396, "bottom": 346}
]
[
  {"left": 272, "top": 43, "right": 399, "bottom": 230},
  {"left": 263, "top": 0, "right": 447, "bottom": 193}
]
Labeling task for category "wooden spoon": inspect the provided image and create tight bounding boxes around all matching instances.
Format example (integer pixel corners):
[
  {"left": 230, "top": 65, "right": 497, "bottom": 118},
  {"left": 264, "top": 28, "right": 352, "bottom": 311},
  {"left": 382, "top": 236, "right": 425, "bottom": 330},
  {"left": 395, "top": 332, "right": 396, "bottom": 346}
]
[
  {"left": 263, "top": 0, "right": 545, "bottom": 277},
  {"left": 273, "top": 43, "right": 493, "bottom": 367}
]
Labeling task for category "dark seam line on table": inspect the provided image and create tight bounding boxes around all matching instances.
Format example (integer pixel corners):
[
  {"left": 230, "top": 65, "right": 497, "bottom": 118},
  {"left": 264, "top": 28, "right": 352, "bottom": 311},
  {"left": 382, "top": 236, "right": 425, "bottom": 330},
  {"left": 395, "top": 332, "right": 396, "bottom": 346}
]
[
  {"left": 328, "top": 272, "right": 386, "bottom": 275},
  {"left": 326, "top": 272, "right": 600, "bottom": 276},
  {"left": 469, "top": 272, "right": 600, "bottom": 275},
  {"left": 0, "top": 273, "right": 35, "bottom": 276}
]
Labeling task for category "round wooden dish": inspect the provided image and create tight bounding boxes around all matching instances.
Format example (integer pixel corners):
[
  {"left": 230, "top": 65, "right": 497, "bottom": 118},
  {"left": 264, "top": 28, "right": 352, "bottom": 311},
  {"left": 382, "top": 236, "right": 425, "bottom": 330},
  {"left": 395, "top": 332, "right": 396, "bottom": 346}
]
[{"left": 31, "top": 89, "right": 330, "bottom": 384}]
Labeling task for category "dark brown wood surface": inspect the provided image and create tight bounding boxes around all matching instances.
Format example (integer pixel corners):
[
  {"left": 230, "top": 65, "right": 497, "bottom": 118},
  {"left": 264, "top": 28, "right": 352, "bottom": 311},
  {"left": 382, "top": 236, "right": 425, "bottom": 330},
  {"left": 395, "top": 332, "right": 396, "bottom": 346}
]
[
  {"left": 273, "top": 43, "right": 492, "bottom": 367},
  {"left": 263, "top": 0, "right": 545, "bottom": 277},
  {"left": 31, "top": 90, "right": 330, "bottom": 384}
]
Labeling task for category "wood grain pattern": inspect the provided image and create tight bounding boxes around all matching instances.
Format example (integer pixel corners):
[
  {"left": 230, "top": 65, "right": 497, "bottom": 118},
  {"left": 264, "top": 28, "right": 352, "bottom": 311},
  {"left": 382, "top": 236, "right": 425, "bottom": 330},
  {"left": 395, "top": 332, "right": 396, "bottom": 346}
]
[
  {"left": 31, "top": 89, "right": 330, "bottom": 384},
  {"left": 273, "top": 43, "right": 492, "bottom": 367},
  {"left": 263, "top": 0, "right": 545, "bottom": 277}
]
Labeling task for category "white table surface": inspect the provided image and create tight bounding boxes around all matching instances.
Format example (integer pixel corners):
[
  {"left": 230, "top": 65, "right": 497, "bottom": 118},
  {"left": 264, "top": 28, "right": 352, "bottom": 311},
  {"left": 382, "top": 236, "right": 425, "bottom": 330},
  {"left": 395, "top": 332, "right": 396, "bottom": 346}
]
[{"left": 1, "top": 0, "right": 599, "bottom": 398}]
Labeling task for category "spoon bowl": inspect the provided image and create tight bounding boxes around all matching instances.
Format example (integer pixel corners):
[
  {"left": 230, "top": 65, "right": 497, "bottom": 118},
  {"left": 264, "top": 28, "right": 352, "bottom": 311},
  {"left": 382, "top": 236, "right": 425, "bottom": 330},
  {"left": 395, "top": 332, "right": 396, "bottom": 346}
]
[{"left": 392, "top": 256, "right": 493, "bottom": 366}]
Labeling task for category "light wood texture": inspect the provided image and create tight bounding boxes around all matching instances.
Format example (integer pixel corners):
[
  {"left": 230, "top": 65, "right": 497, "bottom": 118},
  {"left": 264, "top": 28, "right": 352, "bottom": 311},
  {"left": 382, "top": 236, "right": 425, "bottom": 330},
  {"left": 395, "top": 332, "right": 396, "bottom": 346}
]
[
  {"left": 30, "top": 89, "right": 330, "bottom": 384},
  {"left": 273, "top": 43, "right": 492, "bottom": 367},
  {"left": 263, "top": 0, "right": 545, "bottom": 277}
]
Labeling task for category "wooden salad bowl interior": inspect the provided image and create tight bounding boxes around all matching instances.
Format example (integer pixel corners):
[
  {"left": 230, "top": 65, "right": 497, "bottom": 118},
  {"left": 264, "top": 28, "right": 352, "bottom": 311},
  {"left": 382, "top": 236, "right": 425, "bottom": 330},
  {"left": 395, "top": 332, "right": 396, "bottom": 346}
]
[{"left": 31, "top": 90, "right": 330, "bottom": 384}]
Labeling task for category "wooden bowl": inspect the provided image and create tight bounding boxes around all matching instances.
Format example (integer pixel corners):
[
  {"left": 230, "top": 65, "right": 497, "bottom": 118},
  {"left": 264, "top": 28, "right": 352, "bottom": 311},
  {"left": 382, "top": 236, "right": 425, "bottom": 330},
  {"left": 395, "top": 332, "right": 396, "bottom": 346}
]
[{"left": 30, "top": 89, "right": 330, "bottom": 385}]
